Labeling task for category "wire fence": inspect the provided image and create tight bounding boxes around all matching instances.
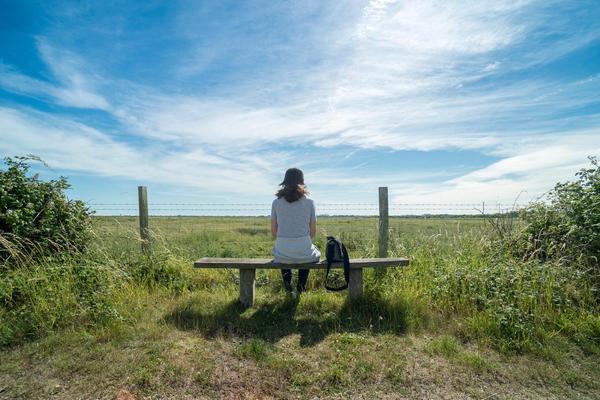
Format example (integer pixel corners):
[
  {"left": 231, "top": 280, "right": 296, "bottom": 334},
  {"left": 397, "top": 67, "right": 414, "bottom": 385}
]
[
  {"left": 87, "top": 202, "right": 528, "bottom": 216},
  {"left": 88, "top": 187, "right": 534, "bottom": 255}
]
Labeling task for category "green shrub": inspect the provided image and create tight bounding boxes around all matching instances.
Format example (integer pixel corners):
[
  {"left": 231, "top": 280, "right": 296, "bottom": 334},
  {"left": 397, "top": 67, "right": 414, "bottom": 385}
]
[
  {"left": 428, "top": 255, "right": 593, "bottom": 351},
  {"left": 516, "top": 157, "right": 599, "bottom": 288},
  {"left": 387, "top": 225, "right": 597, "bottom": 352},
  {"left": 0, "top": 156, "right": 92, "bottom": 261}
]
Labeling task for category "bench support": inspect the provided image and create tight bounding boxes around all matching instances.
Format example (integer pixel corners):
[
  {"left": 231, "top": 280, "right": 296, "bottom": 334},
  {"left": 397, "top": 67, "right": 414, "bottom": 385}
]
[
  {"left": 239, "top": 268, "right": 255, "bottom": 307},
  {"left": 194, "top": 257, "right": 409, "bottom": 306},
  {"left": 239, "top": 267, "right": 362, "bottom": 305},
  {"left": 349, "top": 267, "right": 363, "bottom": 299}
]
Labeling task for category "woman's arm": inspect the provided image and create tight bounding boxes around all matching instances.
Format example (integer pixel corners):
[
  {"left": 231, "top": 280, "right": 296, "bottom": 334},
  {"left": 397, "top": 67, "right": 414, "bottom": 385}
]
[
  {"left": 270, "top": 201, "right": 277, "bottom": 238},
  {"left": 309, "top": 200, "right": 317, "bottom": 240},
  {"left": 271, "top": 217, "right": 278, "bottom": 238}
]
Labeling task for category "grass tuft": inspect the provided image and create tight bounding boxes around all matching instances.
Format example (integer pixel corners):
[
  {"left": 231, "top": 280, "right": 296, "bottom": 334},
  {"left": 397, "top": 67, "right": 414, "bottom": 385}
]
[{"left": 234, "top": 338, "right": 272, "bottom": 361}]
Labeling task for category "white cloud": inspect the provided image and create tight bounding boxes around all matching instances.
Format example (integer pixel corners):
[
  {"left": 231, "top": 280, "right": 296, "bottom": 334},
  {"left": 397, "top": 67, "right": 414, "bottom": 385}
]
[
  {"left": 1, "top": 0, "right": 599, "bottom": 207},
  {"left": 0, "top": 106, "right": 280, "bottom": 195},
  {"left": 392, "top": 130, "right": 600, "bottom": 206},
  {"left": 0, "top": 39, "right": 110, "bottom": 110},
  {"left": 357, "top": 0, "right": 529, "bottom": 53}
]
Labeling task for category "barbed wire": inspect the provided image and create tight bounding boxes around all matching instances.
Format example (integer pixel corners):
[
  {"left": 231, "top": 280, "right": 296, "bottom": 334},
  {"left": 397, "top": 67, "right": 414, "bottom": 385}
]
[
  {"left": 92, "top": 209, "right": 519, "bottom": 212},
  {"left": 86, "top": 201, "right": 527, "bottom": 216},
  {"left": 87, "top": 202, "right": 526, "bottom": 206}
]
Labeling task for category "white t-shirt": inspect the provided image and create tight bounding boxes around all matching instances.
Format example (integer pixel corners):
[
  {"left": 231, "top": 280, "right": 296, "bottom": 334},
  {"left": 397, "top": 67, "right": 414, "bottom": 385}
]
[{"left": 270, "top": 196, "right": 316, "bottom": 238}]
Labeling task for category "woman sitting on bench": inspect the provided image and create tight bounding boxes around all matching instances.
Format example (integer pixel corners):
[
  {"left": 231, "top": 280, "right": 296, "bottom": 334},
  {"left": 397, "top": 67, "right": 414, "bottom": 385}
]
[{"left": 271, "top": 168, "right": 321, "bottom": 296}]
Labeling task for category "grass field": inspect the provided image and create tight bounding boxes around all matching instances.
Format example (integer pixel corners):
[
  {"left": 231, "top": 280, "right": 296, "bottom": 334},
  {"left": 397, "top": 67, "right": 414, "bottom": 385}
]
[{"left": 1, "top": 216, "right": 599, "bottom": 399}]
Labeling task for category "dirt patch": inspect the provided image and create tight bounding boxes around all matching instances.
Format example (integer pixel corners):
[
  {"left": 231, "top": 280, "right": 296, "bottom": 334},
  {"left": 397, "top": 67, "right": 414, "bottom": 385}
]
[{"left": 115, "top": 388, "right": 136, "bottom": 400}]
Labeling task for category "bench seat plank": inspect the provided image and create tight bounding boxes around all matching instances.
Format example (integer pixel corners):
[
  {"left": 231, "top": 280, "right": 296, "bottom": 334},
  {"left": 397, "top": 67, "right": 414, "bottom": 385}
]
[{"left": 194, "top": 257, "right": 409, "bottom": 269}]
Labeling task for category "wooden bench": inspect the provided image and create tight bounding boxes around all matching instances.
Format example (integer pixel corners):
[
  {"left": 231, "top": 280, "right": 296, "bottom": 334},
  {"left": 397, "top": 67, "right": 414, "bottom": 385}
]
[{"left": 193, "top": 257, "right": 409, "bottom": 306}]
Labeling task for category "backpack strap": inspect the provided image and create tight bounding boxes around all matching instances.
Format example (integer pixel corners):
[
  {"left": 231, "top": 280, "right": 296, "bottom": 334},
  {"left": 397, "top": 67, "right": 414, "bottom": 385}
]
[
  {"left": 324, "top": 242, "right": 350, "bottom": 291},
  {"left": 341, "top": 242, "right": 350, "bottom": 284}
]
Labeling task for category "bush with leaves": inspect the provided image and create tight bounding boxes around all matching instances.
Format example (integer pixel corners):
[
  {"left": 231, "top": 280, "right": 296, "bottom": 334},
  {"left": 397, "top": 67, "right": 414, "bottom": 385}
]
[
  {"left": 517, "top": 157, "right": 599, "bottom": 280},
  {"left": 0, "top": 156, "right": 92, "bottom": 261}
]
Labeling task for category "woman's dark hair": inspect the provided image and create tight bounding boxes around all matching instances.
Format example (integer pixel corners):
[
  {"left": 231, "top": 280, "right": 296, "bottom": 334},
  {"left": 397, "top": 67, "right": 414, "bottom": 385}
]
[{"left": 276, "top": 168, "right": 309, "bottom": 202}]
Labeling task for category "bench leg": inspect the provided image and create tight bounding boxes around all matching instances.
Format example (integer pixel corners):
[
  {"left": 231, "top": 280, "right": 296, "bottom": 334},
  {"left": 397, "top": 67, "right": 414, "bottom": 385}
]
[
  {"left": 239, "top": 268, "right": 255, "bottom": 307},
  {"left": 348, "top": 268, "right": 363, "bottom": 299}
]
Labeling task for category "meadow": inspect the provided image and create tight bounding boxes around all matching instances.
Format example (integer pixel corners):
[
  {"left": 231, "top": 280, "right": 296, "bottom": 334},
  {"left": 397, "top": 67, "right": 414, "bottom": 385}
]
[{"left": 1, "top": 215, "right": 599, "bottom": 399}]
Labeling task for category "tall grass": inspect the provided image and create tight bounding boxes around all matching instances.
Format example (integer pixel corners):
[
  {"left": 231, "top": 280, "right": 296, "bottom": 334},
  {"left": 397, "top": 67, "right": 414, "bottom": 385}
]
[
  {"left": 1, "top": 216, "right": 599, "bottom": 355},
  {"left": 382, "top": 227, "right": 599, "bottom": 352}
]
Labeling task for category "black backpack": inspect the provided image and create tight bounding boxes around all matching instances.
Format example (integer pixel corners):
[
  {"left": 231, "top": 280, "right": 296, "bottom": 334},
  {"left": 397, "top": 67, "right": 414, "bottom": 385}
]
[{"left": 324, "top": 236, "right": 350, "bottom": 291}]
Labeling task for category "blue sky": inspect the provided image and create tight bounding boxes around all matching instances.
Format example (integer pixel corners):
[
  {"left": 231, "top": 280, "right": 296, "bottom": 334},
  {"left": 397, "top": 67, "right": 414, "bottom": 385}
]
[{"left": 1, "top": 0, "right": 600, "bottom": 215}]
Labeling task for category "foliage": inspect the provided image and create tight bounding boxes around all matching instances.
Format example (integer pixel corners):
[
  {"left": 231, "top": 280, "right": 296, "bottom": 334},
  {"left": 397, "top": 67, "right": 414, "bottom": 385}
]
[
  {"left": 2, "top": 161, "right": 600, "bottom": 397},
  {"left": 431, "top": 256, "right": 594, "bottom": 351},
  {"left": 517, "top": 157, "right": 599, "bottom": 281},
  {"left": 122, "top": 249, "right": 200, "bottom": 293},
  {"left": 2, "top": 157, "right": 600, "bottom": 356},
  {"left": 379, "top": 227, "right": 598, "bottom": 353},
  {"left": 0, "top": 257, "right": 125, "bottom": 346},
  {"left": 0, "top": 156, "right": 92, "bottom": 261},
  {"left": 0, "top": 244, "right": 211, "bottom": 347}
]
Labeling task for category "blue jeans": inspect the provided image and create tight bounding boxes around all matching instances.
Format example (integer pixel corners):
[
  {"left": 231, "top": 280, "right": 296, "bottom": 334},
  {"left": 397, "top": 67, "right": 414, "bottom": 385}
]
[{"left": 281, "top": 268, "right": 310, "bottom": 292}]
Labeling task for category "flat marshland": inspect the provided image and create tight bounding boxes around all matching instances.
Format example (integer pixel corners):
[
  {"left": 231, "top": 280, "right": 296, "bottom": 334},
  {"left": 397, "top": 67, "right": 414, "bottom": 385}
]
[{"left": 1, "top": 216, "right": 599, "bottom": 399}]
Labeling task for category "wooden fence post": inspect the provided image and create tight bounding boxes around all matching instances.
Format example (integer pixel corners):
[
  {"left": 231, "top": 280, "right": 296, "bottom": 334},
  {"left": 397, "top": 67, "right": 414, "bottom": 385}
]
[
  {"left": 138, "top": 186, "right": 150, "bottom": 252},
  {"left": 378, "top": 186, "right": 389, "bottom": 258}
]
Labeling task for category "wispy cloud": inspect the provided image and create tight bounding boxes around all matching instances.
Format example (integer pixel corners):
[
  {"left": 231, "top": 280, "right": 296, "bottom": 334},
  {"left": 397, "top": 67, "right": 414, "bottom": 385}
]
[
  {"left": 0, "top": 39, "right": 110, "bottom": 110},
  {"left": 1, "top": 0, "right": 599, "bottom": 205},
  {"left": 0, "top": 106, "right": 282, "bottom": 195}
]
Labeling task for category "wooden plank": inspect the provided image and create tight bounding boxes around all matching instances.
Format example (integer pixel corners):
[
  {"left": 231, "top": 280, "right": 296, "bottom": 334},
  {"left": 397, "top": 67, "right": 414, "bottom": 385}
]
[
  {"left": 194, "top": 257, "right": 409, "bottom": 269},
  {"left": 239, "top": 268, "right": 255, "bottom": 307},
  {"left": 378, "top": 186, "right": 389, "bottom": 258},
  {"left": 348, "top": 268, "right": 363, "bottom": 299},
  {"left": 138, "top": 186, "right": 150, "bottom": 252}
]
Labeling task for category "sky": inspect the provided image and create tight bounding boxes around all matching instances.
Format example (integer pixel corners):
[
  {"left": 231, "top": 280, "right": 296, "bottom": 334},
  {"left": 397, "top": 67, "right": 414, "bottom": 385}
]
[{"left": 1, "top": 0, "right": 600, "bottom": 215}]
